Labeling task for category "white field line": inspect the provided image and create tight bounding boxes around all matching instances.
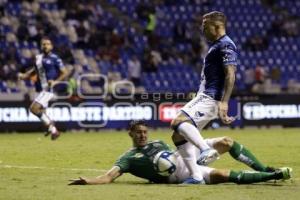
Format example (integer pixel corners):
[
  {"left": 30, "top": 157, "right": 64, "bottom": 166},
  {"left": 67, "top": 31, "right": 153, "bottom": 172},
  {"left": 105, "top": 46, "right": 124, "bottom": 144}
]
[{"left": 0, "top": 164, "right": 107, "bottom": 172}]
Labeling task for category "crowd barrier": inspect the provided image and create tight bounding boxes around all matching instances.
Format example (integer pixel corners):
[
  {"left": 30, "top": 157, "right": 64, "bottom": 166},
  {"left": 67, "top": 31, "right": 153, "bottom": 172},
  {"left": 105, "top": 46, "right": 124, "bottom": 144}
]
[{"left": 0, "top": 94, "right": 299, "bottom": 132}]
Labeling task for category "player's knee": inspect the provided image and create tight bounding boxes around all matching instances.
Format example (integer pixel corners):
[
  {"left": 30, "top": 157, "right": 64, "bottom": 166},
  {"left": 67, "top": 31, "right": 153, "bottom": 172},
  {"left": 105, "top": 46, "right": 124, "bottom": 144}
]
[
  {"left": 30, "top": 103, "right": 42, "bottom": 115},
  {"left": 170, "top": 114, "right": 190, "bottom": 130},
  {"left": 170, "top": 118, "right": 181, "bottom": 130},
  {"left": 221, "top": 136, "right": 234, "bottom": 148},
  {"left": 171, "top": 132, "right": 177, "bottom": 143},
  {"left": 29, "top": 104, "right": 36, "bottom": 113},
  {"left": 172, "top": 131, "right": 187, "bottom": 146},
  {"left": 209, "top": 169, "right": 230, "bottom": 184},
  {"left": 172, "top": 131, "right": 183, "bottom": 143}
]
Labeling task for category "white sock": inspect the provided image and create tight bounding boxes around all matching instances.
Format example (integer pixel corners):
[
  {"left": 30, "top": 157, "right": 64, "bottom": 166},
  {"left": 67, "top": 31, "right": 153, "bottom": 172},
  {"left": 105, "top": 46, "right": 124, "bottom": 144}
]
[
  {"left": 177, "top": 142, "right": 204, "bottom": 181},
  {"left": 177, "top": 122, "right": 210, "bottom": 151},
  {"left": 48, "top": 125, "right": 57, "bottom": 134},
  {"left": 40, "top": 113, "right": 51, "bottom": 126},
  {"left": 39, "top": 113, "right": 57, "bottom": 133}
]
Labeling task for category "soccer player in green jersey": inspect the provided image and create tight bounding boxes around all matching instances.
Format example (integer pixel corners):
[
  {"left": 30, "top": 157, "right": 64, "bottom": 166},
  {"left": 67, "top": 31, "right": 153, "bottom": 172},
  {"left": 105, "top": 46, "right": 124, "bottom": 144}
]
[{"left": 69, "top": 121, "right": 292, "bottom": 185}]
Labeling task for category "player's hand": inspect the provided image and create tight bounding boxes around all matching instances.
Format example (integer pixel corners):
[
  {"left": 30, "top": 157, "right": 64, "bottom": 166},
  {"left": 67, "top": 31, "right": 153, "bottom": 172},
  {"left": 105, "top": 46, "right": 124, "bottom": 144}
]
[
  {"left": 218, "top": 101, "right": 235, "bottom": 124},
  {"left": 68, "top": 177, "right": 88, "bottom": 185},
  {"left": 17, "top": 73, "right": 27, "bottom": 80}
]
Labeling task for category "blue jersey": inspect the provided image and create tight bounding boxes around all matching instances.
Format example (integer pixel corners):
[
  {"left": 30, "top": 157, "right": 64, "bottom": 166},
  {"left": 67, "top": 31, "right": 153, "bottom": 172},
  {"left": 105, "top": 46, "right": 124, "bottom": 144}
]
[
  {"left": 198, "top": 35, "right": 238, "bottom": 101},
  {"left": 34, "top": 53, "right": 65, "bottom": 91}
]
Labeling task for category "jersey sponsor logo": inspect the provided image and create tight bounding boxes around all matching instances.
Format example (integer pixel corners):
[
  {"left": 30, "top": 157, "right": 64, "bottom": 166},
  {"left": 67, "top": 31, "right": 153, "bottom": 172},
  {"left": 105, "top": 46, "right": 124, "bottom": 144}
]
[
  {"left": 146, "top": 148, "right": 162, "bottom": 158},
  {"left": 133, "top": 153, "right": 144, "bottom": 158},
  {"left": 194, "top": 111, "right": 204, "bottom": 118},
  {"left": 152, "top": 143, "right": 162, "bottom": 148},
  {"left": 222, "top": 53, "right": 236, "bottom": 63},
  {"left": 223, "top": 54, "right": 230, "bottom": 62}
]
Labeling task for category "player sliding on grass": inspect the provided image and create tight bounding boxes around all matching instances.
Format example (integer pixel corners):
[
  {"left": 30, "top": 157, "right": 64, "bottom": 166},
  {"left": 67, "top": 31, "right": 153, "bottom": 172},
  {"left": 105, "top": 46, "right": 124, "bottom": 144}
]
[
  {"left": 170, "top": 11, "right": 238, "bottom": 184},
  {"left": 69, "top": 121, "right": 292, "bottom": 185},
  {"left": 18, "top": 37, "right": 69, "bottom": 140}
]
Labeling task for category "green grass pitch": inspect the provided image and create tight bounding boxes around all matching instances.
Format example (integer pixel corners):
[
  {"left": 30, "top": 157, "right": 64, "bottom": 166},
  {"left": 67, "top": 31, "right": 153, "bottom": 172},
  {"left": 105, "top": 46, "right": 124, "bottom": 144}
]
[{"left": 0, "top": 128, "right": 299, "bottom": 200}]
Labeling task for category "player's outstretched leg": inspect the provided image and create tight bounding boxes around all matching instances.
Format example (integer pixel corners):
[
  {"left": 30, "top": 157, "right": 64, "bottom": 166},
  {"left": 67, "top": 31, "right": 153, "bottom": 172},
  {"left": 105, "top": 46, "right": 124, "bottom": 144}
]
[
  {"left": 29, "top": 102, "right": 60, "bottom": 140},
  {"left": 228, "top": 167, "right": 292, "bottom": 184},
  {"left": 209, "top": 167, "right": 292, "bottom": 184}
]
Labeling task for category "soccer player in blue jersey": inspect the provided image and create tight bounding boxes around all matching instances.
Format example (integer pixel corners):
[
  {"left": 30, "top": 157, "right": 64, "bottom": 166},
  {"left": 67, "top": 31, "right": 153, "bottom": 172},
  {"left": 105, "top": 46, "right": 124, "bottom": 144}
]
[
  {"left": 69, "top": 121, "right": 291, "bottom": 185},
  {"left": 170, "top": 11, "right": 238, "bottom": 184},
  {"left": 18, "top": 37, "right": 69, "bottom": 140}
]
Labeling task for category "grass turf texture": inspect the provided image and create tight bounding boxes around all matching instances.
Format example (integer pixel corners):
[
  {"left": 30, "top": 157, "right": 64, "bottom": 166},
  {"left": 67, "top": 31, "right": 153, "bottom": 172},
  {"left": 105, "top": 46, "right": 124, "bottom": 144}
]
[{"left": 0, "top": 128, "right": 299, "bottom": 200}]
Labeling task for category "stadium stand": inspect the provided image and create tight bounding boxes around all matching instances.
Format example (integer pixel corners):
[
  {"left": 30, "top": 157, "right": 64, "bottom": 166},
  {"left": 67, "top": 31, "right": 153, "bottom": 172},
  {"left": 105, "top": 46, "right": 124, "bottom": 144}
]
[{"left": 0, "top": 0, "right": 300, "bottom": 95}]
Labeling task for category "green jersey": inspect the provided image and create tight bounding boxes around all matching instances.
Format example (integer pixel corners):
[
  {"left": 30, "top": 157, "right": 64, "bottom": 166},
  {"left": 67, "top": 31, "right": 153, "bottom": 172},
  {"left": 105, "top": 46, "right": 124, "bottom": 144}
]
[{"left": 114, "top": 140, "right": 172, "bottom": 183}]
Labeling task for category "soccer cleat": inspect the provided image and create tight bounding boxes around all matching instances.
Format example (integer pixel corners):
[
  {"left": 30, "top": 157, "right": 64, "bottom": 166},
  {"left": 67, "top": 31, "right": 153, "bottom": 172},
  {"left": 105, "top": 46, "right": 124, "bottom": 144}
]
[
  {"left": 279, "top": 167, "right": 292, "bottom": 180},
  {"left": 45, "top": 123, "right": 55, "bottom": 137},
  {"left": 197, "top": 149, "right": 220, "bottom": 165},
  {"left": 51, "top": 131, "right": 61, "bottom": 140},
  {"left": 44, "top": 130, "right": 51, "bottom": 137},
  {"left": 181, "top": 177, "right": 206, "bottom": 185}
]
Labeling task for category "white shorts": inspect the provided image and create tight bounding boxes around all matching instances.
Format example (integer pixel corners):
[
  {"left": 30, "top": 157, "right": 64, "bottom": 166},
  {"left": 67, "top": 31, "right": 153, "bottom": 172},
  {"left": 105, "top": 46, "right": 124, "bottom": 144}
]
[
  {"left": 34, "top": 91, "right": 55, "bottom": 108},
  {"left": 180, "top": 93, "right": 218, "bottom": 130},
  {"left": 168, "top": 151, "right": 214, "bottom": 184}
]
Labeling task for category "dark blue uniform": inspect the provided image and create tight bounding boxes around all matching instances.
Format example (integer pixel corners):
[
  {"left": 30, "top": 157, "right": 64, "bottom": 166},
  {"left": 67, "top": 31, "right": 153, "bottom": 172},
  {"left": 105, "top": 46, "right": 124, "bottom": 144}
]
[
  {"left": 198, "top": 35, "right": 238, "bottom": 101},
  {"left": 35, "top": 53, "right": 65, "bottom": 92}
]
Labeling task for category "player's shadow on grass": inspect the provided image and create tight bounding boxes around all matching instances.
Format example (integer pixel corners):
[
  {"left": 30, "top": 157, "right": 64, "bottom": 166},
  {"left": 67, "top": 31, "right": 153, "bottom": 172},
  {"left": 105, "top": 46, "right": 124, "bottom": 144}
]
[
  {"left": 114, "top": 181, "right": 179, "bottom": 186},
  {"left": 113, "top": 181, "right": 290, "bottom": 187}
]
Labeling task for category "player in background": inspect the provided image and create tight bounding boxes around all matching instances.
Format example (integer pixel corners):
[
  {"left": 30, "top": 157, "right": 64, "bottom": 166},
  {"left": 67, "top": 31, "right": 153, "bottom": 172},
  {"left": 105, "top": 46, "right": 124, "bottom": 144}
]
[
  {"left": 18, "top": 37, "right": 69, "bottom": 140},
  {"left": 170, "top": 11, "right": 238, "bottom": 184},
  {"left": 69, "top": 120, "right": 292, "bottom": 185}
]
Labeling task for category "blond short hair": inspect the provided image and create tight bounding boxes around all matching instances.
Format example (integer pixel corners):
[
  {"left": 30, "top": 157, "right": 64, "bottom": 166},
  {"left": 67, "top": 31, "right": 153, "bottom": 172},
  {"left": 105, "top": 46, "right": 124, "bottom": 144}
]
[{"left": 203, "top": 11, "right": 227, "bottom": 26}]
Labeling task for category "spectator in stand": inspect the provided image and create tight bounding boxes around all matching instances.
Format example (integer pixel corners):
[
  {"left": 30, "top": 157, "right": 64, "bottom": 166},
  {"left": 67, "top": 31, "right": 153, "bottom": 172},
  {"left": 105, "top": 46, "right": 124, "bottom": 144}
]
[
  {"left": 111, "top": 29, "right": 124, "bottom": 48},
  {"left": 287, "top": 79, "right": 300, "bottom": 93},
  {"left": 145, "top": 12, "right": 156, "bottom": 35},
  {"left": 243, "top": 35, "right": 269, "bottom": 51},
  {"left": 143, "top": 48, "right": 162, "bottom": 72},
  {"left": 270, "top": 67, "right": 281, "bottom": 83},
  {"left": 136, "top": 2, "right": 157, "bottom": 46},
  {"left": 0, "top": 60, "right": 18, "bottom": 81},
  {"left": 17, "top": 20, "right": 30, "bottom": 41},
  {"left": 56, "top": 44, "right": 75, "bottom": 65},
  {"left": 173, "top": 21, "right": 187, "bottom": 43},
  {"left": 107, "top": 71, "right": 122, "bottom": 95},
  {"left": 88, "top": 26, "right": 107, "bottom": 50},
  {"left": 250, "top": 65, "right": 282, "bottom": 94},
  {"left": 99, "top": 45, "right": 120, "bottom": 64},
  {"left": 27, "top": 20, "right": 41, "bottom": 42},
  {"left": 255, "top": 64, "right": 266, "bottom": 84},
  {"left": 128, "top": 55, "right": 142, "bottom": 87},
  {"left": 75, "top": 22, "right": 89, "bottom": 48},
  {"left": 244, "top": 66, "right": 255, "bottom": 92}
]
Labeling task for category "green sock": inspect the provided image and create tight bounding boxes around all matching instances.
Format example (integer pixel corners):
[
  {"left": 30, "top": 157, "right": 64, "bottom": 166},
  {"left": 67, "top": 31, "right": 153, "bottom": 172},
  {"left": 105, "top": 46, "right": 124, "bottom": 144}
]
[
  {"left": 229, "top": 170, "right": 282, "bottom": 184},
  {"left": 229, "top": 141, "right": 267, "bottom": 172}
]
